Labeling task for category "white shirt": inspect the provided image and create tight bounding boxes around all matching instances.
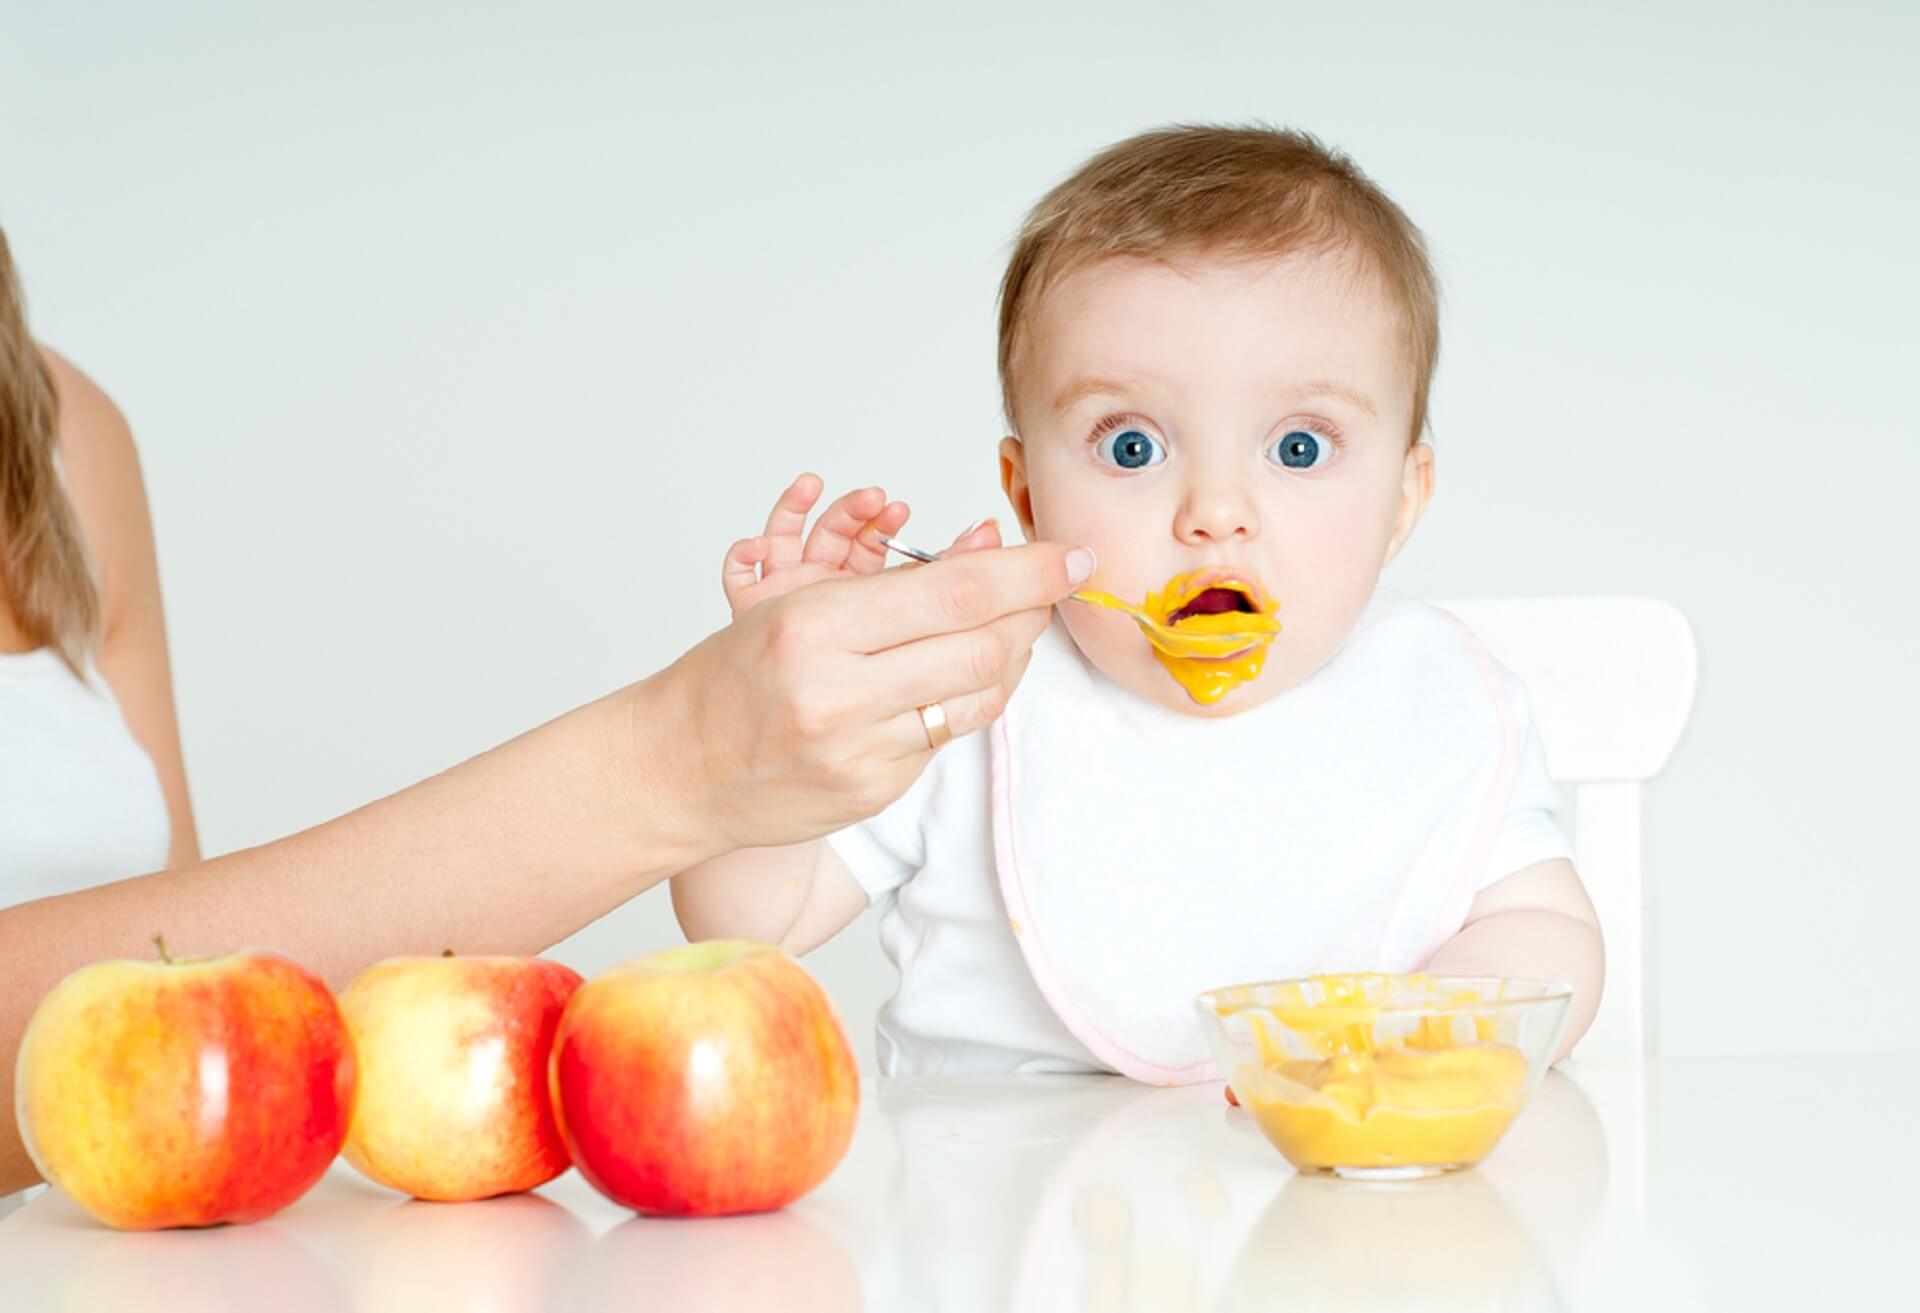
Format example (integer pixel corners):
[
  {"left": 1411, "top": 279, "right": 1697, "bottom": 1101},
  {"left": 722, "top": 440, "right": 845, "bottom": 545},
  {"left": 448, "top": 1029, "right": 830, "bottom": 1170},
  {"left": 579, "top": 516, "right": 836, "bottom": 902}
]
[
  {"left": 0, "top": 647, "right": 170, "bottom": 902},
  {"left": 828, "top": 592, "right": 1572, "bottom": 1079}
]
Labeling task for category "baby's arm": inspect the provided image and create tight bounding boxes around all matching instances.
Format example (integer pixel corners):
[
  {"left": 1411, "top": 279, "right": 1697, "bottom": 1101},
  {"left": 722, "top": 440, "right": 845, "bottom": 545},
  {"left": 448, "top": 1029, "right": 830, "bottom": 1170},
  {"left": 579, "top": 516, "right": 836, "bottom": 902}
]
[
  {"left": 671, "top": 474, "right": 907, "bottom": 954},
  {"left": 1421, "top": 858, "right": 1604, "bottom": 1064},
  {"left": 671, "top": 840, "right": 868, "bottom": 955}
]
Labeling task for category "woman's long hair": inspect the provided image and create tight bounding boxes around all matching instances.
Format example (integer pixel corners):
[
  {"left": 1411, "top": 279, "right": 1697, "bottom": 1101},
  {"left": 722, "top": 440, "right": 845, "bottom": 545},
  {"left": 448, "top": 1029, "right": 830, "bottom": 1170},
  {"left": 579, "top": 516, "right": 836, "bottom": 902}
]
[{"left": 0, "top": 227, "right": 98, "bottom": 674}]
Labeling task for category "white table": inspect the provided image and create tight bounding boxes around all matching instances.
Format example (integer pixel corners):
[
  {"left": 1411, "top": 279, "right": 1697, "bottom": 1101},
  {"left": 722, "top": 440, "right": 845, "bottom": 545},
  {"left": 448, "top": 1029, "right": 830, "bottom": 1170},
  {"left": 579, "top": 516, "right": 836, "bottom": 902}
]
[{"left": 4, "top": 1056, "right": 1914, "bottom": 1311}]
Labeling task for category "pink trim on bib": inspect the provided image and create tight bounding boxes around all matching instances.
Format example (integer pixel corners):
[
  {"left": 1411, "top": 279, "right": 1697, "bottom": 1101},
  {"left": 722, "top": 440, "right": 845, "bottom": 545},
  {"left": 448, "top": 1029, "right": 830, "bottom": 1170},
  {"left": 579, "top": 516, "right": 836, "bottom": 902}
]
[{"left": 991, "top": 718, "right": 1220, "bottom": 1087}]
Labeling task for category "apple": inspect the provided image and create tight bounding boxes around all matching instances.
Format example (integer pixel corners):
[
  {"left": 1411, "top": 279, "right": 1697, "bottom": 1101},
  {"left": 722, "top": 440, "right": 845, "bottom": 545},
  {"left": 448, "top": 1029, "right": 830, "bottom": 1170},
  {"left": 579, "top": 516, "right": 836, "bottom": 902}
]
[
  {"left": 339, "top": 952, "right": 582, "bottom": 1202},
  {"left": 13, "top": 937, "right": 355, "bottom": 1230},
  {"left": 550, "top": 940, "right": 859, "bottom": 1216}
]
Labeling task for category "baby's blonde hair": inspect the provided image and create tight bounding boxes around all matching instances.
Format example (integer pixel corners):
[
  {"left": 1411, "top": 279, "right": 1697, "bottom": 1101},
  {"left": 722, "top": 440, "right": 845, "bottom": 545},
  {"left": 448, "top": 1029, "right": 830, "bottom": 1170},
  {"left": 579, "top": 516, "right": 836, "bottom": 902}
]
[{"left": 997, "top": 124, "right": 1439, "bottom": 445}]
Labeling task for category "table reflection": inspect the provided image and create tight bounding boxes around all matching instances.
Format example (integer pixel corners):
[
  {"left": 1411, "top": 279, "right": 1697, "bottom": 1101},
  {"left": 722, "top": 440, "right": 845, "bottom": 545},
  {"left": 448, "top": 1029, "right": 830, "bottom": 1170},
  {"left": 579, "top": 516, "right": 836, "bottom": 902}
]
[
  {"left": 3, "top": 1068, "right": 1616, "bottom": 1313},
  {"left": 576, "top": 1207, "right": 861, "bottom": 1313},
  {"left": 52, "top": 1216, "right": 343, "bottom": 1312},
  {"left": 1224, "top": 1170, "right": 1561, "bottom": 1311},
  {"left": 860, "top": 1069, "right": 1608, "bottom": 1311},
  {"left": 345, "top": 1192, "right": 593, "bottom": 1313}
]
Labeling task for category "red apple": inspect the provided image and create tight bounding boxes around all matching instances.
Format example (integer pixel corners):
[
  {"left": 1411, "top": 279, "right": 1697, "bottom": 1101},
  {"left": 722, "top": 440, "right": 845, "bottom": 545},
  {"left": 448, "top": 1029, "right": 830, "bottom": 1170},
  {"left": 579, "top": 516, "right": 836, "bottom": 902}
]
[
  {"left": 13, "top": 938, "right": 355, "bottom": 1230},
  {"left": 339, "top": 952, "right": 582, "bottom": 1201},
  {"left": 550, "top": 940, "right": 859, "bottom": 1216}
]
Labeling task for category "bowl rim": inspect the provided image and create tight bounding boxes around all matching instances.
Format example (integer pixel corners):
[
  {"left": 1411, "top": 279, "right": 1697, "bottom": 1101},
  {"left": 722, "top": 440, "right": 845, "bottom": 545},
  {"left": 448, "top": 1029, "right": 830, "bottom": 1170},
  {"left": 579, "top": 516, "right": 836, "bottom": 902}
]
[{"left": 1195, "top": 973, "right": 1576, "bottom": 1017}]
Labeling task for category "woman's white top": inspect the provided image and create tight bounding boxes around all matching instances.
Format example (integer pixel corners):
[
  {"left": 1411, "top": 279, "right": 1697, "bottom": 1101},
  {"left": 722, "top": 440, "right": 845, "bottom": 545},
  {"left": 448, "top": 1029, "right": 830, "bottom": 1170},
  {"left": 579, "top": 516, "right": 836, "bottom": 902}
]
[{"left": 0, "top": 645, "right": 170, "bottom": 902}]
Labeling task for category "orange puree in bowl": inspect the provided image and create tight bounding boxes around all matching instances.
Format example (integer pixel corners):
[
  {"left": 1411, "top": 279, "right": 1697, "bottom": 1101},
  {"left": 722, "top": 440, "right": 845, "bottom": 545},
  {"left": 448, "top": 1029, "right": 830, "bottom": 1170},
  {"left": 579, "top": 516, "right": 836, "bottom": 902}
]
[
  {"left": 1235, "top": 1045, "right": 1530, "bottom": 1172},
  {"left": 1222, "top": 976, "right": 1532, "bottom": 1173}
]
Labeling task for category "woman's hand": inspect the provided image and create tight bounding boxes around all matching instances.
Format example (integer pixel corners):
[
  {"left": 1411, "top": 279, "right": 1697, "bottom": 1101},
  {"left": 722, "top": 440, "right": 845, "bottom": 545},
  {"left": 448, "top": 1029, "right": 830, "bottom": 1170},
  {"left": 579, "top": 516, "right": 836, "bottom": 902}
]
[{"left": 652, "top": 533, "right": 1094, "bottom": 854}]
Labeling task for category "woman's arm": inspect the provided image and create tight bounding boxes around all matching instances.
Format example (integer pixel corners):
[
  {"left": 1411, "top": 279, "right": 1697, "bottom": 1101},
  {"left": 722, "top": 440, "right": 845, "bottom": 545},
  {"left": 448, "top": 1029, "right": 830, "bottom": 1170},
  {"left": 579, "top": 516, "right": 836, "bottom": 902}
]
[
  {"left": 0, "top": 538, "right": 1089, "bottom": 1194},
  {"left": 1422, "top": 857, "right": 1604, "bottom": 1064},
  {"left": 0, "top": 677, "right": 695, "bottom": 1194},
  {"left": 43, "top": 348, "right": 199, "bottom": 866}
]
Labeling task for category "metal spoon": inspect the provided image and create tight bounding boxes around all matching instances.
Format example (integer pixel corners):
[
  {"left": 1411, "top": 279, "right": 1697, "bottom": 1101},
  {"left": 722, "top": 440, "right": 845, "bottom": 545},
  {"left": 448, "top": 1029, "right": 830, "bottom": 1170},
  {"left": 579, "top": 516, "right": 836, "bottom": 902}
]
[{"left": 874, "top": 532, "right": 1275, "bottom": 657}]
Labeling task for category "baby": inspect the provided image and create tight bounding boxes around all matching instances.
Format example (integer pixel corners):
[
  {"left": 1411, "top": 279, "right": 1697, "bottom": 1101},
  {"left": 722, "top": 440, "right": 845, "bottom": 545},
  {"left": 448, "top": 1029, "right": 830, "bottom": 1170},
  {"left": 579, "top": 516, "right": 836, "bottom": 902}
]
[{"left": 674, "top": 125, "right": 1603, "bottom": 1080}]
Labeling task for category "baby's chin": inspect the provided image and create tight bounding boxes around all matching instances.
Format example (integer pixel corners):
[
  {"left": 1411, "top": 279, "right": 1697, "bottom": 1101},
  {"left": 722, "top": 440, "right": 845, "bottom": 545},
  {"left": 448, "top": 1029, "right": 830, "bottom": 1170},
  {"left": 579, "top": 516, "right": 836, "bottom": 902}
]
[{"left": 1059, "top": 614, "right": 1303, "bottom": 718}]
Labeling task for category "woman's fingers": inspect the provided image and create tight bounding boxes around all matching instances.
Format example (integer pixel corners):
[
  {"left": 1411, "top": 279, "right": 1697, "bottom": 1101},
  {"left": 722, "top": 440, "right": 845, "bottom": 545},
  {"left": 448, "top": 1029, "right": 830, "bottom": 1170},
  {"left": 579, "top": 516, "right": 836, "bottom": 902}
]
[
  {"left": 812, "top": 541, "right": 1093, "bottom": 654},
  {"left": 721, "top": 536, "right": 771, "bottom": 611},
  {"left": 942, "top": 517, "right": 1002, "bottom": 556},
  {"left": 881, "top": 629, "right": 1039, "bottom": 756},
  {"left": 762, "top": 473, "right": 825, "bottom": 570},
  {"left": 799, "top": 486, "right": 887, "bottom": 570},
  {"left": 859, "top": 603, "right": 1053, "bottom": 730}
]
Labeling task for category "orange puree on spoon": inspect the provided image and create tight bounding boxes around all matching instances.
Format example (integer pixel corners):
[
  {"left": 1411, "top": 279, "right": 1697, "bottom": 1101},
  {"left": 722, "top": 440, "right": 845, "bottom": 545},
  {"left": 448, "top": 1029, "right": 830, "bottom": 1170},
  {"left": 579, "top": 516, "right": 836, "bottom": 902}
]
[{"left": 1079, "top": 571, "right": 1281, "bottom": 704}]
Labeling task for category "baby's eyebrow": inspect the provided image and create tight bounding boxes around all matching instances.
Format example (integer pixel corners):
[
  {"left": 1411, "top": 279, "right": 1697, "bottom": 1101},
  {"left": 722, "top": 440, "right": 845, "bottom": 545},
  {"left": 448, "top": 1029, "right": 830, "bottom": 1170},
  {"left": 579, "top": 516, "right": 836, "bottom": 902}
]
[
  {"left": 1048, "top": 375, "right": 1381, "bottom": 420},
  {"left": 1278, "top": 380, "right": 1379, "bottom": 418},
  {"left": 1048, "top": 376, "right": 1150, "bottom": 416}
]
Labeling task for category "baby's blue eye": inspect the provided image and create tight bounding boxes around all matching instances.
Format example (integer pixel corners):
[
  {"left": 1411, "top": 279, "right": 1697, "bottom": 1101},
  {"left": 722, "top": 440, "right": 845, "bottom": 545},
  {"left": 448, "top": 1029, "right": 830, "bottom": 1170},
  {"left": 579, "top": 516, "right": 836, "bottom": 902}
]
[
  {"left": 1268, "top": 428, "right": 1330, "bottom": 470},
  {"left": 1097, "top": 427, "right": 1166, "bottom": 470}
]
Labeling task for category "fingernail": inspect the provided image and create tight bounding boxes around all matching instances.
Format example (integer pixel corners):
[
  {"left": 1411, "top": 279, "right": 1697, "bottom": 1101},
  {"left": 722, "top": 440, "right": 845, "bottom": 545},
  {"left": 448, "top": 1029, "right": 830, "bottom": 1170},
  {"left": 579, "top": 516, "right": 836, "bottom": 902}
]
[
  {"left": 962, "top": 516, "right": 998, "bottom": 538},
  {"left": 1066, "top": 546, "right": 1097, "bottom": 584}
]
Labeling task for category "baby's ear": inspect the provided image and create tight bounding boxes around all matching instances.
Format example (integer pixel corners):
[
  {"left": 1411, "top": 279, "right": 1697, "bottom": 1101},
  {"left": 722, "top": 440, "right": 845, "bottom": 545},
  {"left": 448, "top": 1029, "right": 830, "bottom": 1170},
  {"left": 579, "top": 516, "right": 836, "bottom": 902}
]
[
  {"left": 1383, "top": 439, "right": 1436, "bottom": 565},
  {"left": 999, "top": 436, "right": 1037, "bottom": 540}
]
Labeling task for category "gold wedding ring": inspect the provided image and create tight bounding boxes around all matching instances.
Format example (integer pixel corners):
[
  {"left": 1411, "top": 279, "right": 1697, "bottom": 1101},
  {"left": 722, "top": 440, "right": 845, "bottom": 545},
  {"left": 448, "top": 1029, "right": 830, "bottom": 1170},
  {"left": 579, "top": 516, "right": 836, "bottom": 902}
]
[{"left": 917, "top": 701, "right": 952, "bottom": 750}]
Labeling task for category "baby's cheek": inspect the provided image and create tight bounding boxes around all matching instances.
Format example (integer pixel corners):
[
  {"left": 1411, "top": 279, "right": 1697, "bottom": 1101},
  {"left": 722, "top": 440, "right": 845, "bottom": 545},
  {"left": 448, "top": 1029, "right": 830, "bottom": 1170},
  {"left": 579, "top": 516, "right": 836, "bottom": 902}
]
[
  {"left": 1269, "top": 569, "right": 1380, "bottom": 677},
  {"left": 1026, "top": 479, "right": 1137, "bottom": 555},
  {"left": 1041, "top": 527, "right": 1164, "bottom": 607},
  {"left": 1056, "top": 606, "right": 1144, "bottom": 672}
]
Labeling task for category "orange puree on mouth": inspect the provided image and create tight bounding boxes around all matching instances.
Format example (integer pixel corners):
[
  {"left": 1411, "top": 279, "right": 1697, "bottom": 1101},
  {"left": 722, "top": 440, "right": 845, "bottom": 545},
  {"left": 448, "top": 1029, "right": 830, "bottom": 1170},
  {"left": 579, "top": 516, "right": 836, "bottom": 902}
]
[
  {"left": 1077, "top": 572, "right": 1281, "bottom": 704},
  {"left": 1222, "top": 976, "right": 1532, "bottom": 1173}
]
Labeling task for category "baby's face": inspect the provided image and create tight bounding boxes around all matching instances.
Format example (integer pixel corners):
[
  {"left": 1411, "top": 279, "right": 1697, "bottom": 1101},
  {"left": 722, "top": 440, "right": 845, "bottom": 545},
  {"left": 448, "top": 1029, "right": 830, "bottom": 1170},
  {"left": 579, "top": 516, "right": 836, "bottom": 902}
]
[{"left": 1002, "top": 249, "right": 1433, "bottom": 716}]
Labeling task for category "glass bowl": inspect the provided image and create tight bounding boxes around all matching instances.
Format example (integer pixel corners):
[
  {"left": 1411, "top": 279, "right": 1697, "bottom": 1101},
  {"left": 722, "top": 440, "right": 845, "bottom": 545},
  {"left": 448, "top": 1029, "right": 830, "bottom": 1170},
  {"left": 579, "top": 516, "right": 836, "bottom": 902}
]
[{"left": 1196, "top": 974, "right": 1572, "bottom": 1180}]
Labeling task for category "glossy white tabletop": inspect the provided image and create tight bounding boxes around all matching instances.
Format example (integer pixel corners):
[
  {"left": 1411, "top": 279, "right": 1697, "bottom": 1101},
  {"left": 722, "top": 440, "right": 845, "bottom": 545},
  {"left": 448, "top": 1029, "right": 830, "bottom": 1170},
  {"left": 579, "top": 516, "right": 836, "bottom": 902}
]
[{"left": 3, "top": 1055, "right": 1913, "bottom": 1311}]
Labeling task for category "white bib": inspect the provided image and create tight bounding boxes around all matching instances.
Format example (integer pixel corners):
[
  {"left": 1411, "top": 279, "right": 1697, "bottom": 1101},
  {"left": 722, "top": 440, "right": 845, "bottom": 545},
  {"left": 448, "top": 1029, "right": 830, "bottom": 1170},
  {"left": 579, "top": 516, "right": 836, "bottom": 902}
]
[{"left": 988, "top": 593, "right": 1522, "bottom": 1085}]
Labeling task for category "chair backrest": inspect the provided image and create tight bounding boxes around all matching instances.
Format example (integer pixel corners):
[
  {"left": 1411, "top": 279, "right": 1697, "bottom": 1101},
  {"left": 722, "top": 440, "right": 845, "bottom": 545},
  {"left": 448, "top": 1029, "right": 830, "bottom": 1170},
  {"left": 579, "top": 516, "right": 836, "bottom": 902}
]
[{"left": 1435, "top": 597, "right": 1698, "bottom": 1059}]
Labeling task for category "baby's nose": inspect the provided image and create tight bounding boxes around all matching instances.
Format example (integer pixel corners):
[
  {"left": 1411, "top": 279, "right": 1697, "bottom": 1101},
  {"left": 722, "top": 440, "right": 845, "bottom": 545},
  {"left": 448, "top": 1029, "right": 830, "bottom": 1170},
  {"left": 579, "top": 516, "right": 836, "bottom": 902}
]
[{"left": 1174, "top": 485, "right": 1258, "bottom": 544}]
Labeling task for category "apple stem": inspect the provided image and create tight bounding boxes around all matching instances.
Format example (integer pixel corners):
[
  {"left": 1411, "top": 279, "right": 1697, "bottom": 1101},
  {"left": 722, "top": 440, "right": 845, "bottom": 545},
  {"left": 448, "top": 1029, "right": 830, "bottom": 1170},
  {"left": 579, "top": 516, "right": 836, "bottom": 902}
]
[
  {"left": 442, "top": 948, "right": 455, "bottom": 957},
  {"left": 153, "top": 933, "right": 173, "bottom": 965}
]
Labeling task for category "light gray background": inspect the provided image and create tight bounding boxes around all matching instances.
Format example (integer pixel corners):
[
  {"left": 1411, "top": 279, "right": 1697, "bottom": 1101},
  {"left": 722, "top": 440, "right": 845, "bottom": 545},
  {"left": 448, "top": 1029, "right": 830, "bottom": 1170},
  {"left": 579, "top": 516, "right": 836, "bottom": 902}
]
[{"left": 4, "top": 1, "right": 1915, "bottom": 1065}]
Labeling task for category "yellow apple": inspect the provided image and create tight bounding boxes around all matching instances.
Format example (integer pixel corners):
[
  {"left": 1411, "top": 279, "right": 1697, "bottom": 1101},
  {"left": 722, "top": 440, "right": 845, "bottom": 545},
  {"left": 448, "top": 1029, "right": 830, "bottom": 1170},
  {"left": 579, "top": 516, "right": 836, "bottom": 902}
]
[{"left": 339, "top": 953, "right": 582, "bottom": 1201}]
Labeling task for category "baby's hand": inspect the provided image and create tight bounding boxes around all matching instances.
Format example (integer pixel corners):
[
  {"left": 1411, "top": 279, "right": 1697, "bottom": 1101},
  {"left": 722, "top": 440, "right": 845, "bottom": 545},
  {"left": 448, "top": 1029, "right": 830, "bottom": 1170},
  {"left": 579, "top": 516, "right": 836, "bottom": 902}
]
[{"left": 721, "top": 474, "right": 912, "bottom": 618}]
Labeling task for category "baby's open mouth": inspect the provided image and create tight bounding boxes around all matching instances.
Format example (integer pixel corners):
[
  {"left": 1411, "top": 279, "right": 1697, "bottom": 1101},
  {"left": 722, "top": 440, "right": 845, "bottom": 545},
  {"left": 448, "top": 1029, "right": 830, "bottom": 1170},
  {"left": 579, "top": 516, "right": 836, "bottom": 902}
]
[
  {"left": 1143, "top": 574, "right": 1280, "bottom": 665},
  {"left": 1166, "top": 585, "right": 1260, "bottom": 626},
  {"left": 1130, "top": 570, "right": 1281, "bottom": 704}
]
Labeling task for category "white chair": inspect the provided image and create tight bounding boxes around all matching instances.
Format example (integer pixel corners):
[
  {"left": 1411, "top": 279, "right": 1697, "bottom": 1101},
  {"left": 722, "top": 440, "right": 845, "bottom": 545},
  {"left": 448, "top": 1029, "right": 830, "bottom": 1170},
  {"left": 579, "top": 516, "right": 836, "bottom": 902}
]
[{"left": 1435, "top": 597, "right": 1699, "bottom": 1061}]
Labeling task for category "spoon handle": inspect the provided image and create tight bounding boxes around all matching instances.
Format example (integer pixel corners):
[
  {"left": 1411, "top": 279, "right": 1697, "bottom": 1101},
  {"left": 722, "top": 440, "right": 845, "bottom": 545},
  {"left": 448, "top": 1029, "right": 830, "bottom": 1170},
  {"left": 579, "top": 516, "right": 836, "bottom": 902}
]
[
  {"left": 878, "top": 534, "right": 1268, "bottom": 647},
  {"left": 875, "top": 533, "right": 940, "bottom": 564},
  {"left": 880, "top": 535, "right": 1116, "bottom": 620}
]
